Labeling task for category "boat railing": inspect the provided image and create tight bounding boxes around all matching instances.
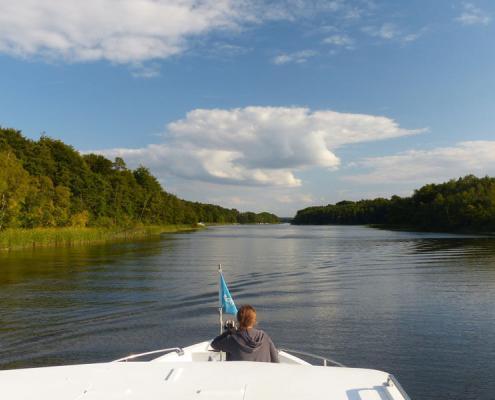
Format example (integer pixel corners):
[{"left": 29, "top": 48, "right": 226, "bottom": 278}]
[
  {"left": 386, "top": 374, "right": 411, "bottom": 400},
  {"left": 278, "top": 348, "right": 346, "bottom": 367},
  {"left": 113, "top": 347, "right": 184, "bottom": 362}
]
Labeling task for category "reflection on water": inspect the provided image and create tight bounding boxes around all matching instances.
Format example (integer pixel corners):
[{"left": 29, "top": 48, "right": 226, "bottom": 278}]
[{"left": 1, "top": 225, "right": 495, "bottom": 399}]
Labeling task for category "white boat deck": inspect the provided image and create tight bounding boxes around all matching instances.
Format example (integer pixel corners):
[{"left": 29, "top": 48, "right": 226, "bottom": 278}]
[
  {"left": 151, "top": 341, "right": 312, "bottom": 365},
  {"left": 0, "top": 340, "right": 411, "bottom": 400}
]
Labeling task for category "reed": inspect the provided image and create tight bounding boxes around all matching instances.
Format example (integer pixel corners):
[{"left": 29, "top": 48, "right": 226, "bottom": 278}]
[{"left": 0, "top": 225, "right": 200, "bottom": 251}]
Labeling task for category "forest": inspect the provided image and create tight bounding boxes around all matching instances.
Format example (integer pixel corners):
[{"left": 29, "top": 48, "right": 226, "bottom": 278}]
[
  {"left": 0, "top": 127, "right": 279, "bottom": 230},
  {"left": 293, "top": 175, "right": 495, "bottom": 232}
]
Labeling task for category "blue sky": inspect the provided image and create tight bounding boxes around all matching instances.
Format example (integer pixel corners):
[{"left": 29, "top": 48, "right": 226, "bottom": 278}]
[{"left": 1, "top": 0, "right": 494, "bottom": 216}]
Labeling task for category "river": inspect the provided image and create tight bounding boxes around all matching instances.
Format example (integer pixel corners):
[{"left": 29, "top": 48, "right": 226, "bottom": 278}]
[{"left": 1, "top": 224, "right": 494, "bottom": 399}]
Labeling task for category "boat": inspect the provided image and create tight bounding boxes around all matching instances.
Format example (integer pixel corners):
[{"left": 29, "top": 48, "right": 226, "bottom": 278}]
[
  {"left": 0, "top": 339, "right": 411, "bottom": 399},
  {"left": 0, "top": 267, "right": 411, "bottom": 399}
]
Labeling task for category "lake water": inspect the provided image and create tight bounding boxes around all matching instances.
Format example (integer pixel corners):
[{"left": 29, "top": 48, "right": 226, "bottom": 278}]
[{"left": 1, "top": 224, "right": 495, "bottom": 399}]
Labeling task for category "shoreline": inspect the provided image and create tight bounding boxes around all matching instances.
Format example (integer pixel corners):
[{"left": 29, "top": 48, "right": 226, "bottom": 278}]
[
  {"left": 291, "top": 222, "right": 494, "bottom": 236},
  {"left": 367, "top": 223, "right": 495, "bottom": 236},
  {"left": 0, "top": 225, "right": 203, "bottom": 252}
]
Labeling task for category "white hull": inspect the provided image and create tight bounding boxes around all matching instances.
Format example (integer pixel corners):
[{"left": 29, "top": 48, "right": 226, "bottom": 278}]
[{"left": 0, "top": 340, "right": 411, "bottom": 400}]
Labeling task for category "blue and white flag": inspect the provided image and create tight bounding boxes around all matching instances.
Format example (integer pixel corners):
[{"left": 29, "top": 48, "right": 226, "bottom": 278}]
[{"left": 220, "top": 273, "right": 238, "bottom": 315}]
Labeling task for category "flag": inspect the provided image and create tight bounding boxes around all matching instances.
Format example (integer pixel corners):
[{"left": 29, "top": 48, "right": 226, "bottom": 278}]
[{"left": 219, "top": 273, "right": 238, "bottom": 315}]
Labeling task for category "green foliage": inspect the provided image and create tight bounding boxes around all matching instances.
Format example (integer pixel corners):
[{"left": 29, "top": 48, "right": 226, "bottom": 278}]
[
  {"left": 238, "top": 211, "right": 279, "bottom": 224},
  {"left": 0, "top": 151, "right": 30, "bottom": 229},
  {"left": 0, "top": 127, "right": 279, "bottom": 231},
  {"left": 293, "top": 175, "right": 495, "bottom": 232}
]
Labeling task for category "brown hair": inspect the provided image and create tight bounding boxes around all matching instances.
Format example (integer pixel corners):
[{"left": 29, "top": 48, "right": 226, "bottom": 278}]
[{"left": 237, "top": 305, "right": 257, "bottom": 329}]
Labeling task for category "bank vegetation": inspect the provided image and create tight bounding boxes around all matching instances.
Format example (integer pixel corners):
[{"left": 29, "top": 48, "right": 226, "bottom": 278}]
[
  {"left": 293, "top": 175, "right": 495, "bottom": 233},
  {"left": 0, "top": 127, "right": 278, "bottom": 249}
]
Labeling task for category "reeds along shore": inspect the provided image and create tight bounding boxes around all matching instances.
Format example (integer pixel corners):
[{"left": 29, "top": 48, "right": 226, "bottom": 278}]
[{"left": 0, "top": 225, "right": 200, "bottom": 251}]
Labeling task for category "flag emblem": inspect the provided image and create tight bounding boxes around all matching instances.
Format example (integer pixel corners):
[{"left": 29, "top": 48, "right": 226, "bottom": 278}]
[{"left": 220, "top": 273, "right": 238, "bottom": 315}]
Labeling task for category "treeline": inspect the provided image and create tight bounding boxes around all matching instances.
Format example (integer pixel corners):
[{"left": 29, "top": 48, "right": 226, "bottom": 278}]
[
  {"left": 237, "top": 212, "right": 280, "bottom": 224},
  {"left": 293, "top": 175, "right": 495, "bottom": 232},
  {"left": 0, "top": 127, "right": 278, "bottom": 230}
]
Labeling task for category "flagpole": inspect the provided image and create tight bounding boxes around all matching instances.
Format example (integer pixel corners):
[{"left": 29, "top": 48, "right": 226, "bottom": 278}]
[
  {"left": 218, "top": 264, "right": 223, "bottom": 362},
  {"left": 218, "top": 264, "right": 223, "bottom": 335}
]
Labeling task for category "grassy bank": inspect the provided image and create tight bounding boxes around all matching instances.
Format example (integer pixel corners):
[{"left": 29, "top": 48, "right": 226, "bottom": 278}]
[{"left": 0, "top": 225, "right": 201, "bottom": 251}]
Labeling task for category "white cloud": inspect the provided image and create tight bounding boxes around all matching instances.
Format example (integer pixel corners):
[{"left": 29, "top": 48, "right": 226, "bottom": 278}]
[
  {"left": 0, "top": 0, "right": 428, "bottom": 71},
  {"left": 97, "top": 106, "right": 421, "bottom": 188},
  {"left": 275, "top": 193, "right": 314, "bottom": 205},
  {"left": 323, "top": 34, "right": 354, "bottom": 48},
  {"left": 164, "top": 171, "right": 323, "bottom": 214},
  {"left": 363, "top": 23, "right": 400, "bottom": 40},
  {"left": 363, "top": 23, "right": 424, "bottom": 44},
  {"left": 272, "top": 50, "right": 318, "bottom": 65},
  {"left": 0, "top": 0, "right": 253, "bottom": 64},
  {"left": 165, "top": 177, "right": 318, "bottom": 215},
  {"left": 203, "top": 42, "right": 251, "bottom": 58},
  {"left": 344, "top": 7, "right": 363, "bottom": 20},
  {"left": 345, "top": 141, "right": 495, "bottom": 184},
  {"left": 0, "top": 0, "right": 355, "bottom": 66},
  {"left": 130, "top": 63, "right": 161, "bottom": 79},
  {"left": 401, "top": 32, "right": 421, "bottom": 43},
  {"left": 456, "top": 3, "right": 491, "bottom": 26}
]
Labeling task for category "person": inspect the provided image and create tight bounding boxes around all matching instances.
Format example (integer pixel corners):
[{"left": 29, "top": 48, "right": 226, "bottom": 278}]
[{"left": 210, "top": 304, "right": 279, "bottom": 363}]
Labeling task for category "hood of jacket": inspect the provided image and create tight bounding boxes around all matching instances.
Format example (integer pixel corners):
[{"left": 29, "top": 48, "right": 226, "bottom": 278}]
[{"left": 231, "top": 328, "right": 265, "bottom": 353}]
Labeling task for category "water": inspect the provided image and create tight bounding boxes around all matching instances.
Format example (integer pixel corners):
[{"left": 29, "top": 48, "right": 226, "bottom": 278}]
[{"left": 1, "top": 224, "right": 495, "bottom": 399}]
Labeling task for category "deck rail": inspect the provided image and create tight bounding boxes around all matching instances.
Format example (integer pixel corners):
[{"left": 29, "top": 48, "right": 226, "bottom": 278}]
[
  {"left": 113, "top": 347, "right": 184, "bottom": 362},
  {"left": 386, "top": 374, "right": 411, "bottom": 400},
  {"left": 278, "top": 348, "right": 346, "bottom": 367}
]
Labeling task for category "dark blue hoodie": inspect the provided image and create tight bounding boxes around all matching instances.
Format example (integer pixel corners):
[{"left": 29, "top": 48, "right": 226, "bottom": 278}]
[{"left": 211, "top": 327, "right": 279, "bottom": 362}]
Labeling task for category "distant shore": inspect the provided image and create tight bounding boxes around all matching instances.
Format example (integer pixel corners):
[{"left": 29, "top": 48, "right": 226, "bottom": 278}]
[
  {"left": 0, "top": 225, "right": 203, "bottom": 252},
  {"left": 292, "top": 176, "right": 495, "bottom": 233}
]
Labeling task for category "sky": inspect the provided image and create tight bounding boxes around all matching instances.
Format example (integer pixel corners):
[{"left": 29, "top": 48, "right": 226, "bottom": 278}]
[{"left": 0, "top": 0, "right": 494, "bottom": 217}]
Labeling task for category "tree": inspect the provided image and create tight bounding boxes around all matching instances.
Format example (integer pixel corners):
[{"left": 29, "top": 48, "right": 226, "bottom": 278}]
[
  {"left": 113, "top": 157, "right": 127, "bottom": 171},
  {"left": 20, "top": 176, "right": 57, "bottom": 228},
  {"left": 0, "top": 151, "right": 30, "bottom": 229}
]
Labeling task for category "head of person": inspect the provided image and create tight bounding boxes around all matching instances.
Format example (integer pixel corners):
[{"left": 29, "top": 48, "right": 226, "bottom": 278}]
[{"left": 237, "top": 305, "right": 257, "bottom": 330}]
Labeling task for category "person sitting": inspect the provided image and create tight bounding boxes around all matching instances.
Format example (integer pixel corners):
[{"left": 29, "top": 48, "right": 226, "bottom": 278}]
[{"left": 210, "top": 304, "right": 279, "bottom": 363}]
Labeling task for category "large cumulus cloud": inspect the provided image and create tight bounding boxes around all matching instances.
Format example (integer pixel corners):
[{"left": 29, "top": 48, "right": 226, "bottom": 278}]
[{"left": 98, "top": 106, "right": 421, "bottom": 187}]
